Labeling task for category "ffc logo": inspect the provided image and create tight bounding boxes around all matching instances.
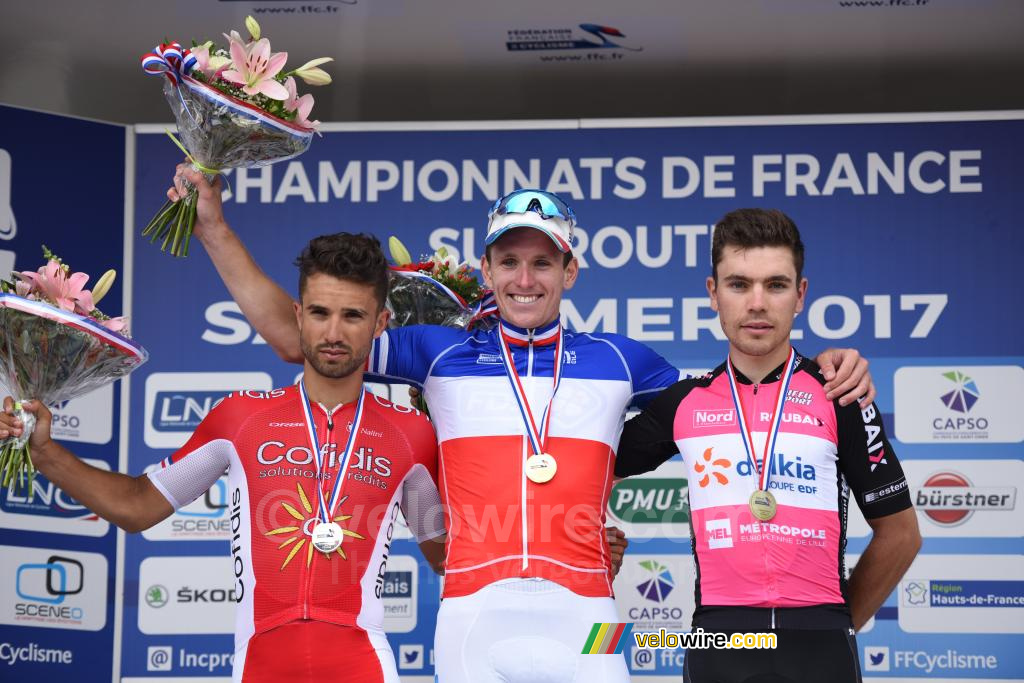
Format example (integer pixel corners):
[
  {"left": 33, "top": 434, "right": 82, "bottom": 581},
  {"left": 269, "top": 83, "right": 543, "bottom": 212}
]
[{"left": 17, "top": 556, "right": 84, "bottom": 604}]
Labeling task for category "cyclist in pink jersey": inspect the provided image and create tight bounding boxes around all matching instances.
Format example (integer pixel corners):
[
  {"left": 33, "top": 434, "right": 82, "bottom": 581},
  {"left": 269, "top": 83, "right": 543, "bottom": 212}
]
[
  {"left": 168, "top": 166, "right": 877, "bottom": 682},
  {"left": 616, "top": 209, "right": 922, "bottom": 683},
  {"left": 1, "top": 233, "right": 447, "bottom": 683}
]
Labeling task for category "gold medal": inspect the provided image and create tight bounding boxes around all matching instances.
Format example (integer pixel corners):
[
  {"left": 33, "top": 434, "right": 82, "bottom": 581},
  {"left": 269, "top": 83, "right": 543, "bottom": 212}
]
[
  {"left": 525, "top": 453, "right": 558, "bottom": 484},
  {"left": 748, "top": 490, "right": 777, "bottom": 521}
]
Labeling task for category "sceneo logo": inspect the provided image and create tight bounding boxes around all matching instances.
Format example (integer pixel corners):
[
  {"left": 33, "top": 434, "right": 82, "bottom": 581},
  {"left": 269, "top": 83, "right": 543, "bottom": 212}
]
[
  {"left": 636, "top": 560, "right": 674, "bottom": 603},
  {"left": 915, "top": 471, "right": 1016, "bottom": 526},
  {"left": 265, "top": 482, "right": 365, "bottom": 569},
  {"left": 694, "top": 448, "right": 730, "bottom": 487},
  {"left": 15, "top": 556, "right": 85, "bottom": 621},
  {"left": 608, "top": 478, "right": 689, "bottom": 526}
]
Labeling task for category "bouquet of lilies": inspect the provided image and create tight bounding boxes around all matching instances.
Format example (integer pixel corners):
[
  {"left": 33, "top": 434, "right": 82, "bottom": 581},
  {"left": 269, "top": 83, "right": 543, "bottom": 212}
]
[
  {"left": 0, "top": 247, "right": 148, "bottom": 495},
  {"left": 140, "top": 16, "right": 332, "bottom": 257},
  {"left": 386, "top": 237, "right": 496, "bottom": 330}
]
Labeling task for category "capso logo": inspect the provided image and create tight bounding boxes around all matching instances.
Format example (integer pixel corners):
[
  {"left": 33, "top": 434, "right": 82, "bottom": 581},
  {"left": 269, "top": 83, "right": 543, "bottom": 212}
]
[
  {"left": 608, "top": 478, "right": 689, "bottom": 525},
  {"left": 636, "top": 560, "right": 674, "bottom": 603},
  {"left": 940, "top": 371, "right": 980, "bottom": 413}
]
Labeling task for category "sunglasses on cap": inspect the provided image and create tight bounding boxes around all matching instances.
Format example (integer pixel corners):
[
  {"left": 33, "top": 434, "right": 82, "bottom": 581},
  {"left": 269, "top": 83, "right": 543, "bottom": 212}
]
[{"left": 487, "top": 189, "right": 577, "bottom": 227}]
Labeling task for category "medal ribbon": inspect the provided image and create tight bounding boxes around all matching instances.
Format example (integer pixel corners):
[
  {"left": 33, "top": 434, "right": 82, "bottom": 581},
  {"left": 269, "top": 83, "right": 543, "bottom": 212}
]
[
  {"left": 298, "top": 381, "right": 366, "bottom": 525},
  {"left": 726, "top": 348, "right": 797, "bottom": 492},
  {"left": 497, "top": 324, "right": 565, "bottom": 457}
]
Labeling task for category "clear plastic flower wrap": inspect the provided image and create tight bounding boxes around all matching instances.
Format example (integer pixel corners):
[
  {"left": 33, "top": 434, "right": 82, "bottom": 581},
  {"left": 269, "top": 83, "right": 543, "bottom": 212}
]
[
  {"left": 141, "top": 75, "right": 314, "bottom": 257},
  {"left": 386, "top": 237, "right": 496, "bottom": 331},
  {"left": 0, "top": 294, "right": 148, "bottom": 495}
]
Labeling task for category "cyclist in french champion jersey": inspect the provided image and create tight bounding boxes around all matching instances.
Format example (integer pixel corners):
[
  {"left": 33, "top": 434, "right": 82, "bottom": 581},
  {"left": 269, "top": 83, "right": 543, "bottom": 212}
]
[
  {"left": 1, "top": 234, "right": 447, "bottom": 683},
  {"left": 616, "top": 209, "right": 921, "bottom": 683},
  {"left": 170, "top": 164, "right": 876, "bottom": 682}
]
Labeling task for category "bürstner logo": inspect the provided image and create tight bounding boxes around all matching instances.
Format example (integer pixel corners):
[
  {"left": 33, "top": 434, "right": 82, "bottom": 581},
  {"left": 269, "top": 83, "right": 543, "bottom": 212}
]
[
  {"left": 940, "top": 371, "right": 980, "bottom": 413},
  {"left": 915, "top": 471, "right": 1016, "bottom": 526},
  {"left": 636, "top": 560, "right": 674, "bottom": 602}
]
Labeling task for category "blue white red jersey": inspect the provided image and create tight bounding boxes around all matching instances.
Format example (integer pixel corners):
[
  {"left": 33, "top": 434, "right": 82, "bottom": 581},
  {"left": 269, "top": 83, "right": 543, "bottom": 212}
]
[
  {"left": 615, "top": 352, "right": 912, "bottom": 628},
  {"left": 365, "top": 318, "right": 683, "bottom": 598},
  {"left": 147, "top": 385, "right": 442, "bottom": 682}
]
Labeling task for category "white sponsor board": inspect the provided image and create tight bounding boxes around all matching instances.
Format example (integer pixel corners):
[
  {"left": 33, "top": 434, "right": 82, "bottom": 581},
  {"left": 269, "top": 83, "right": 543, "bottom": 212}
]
[
  {"left": 898, "top": 554, "right": 1024, "bottom": 634},
  {"left": 904, "top": 460, "right": 1021, "bottom": 536},
  {"left": 0, "top": 545, "right": 107, "bottom": 631},
  {"left": 382, "top": 554, "right": 419, "bottom": 633},
  {"left": 49, "top": 384, "right": 114, "bottom": 444},
  {"left": 144, "top": 371, "right": 273, "bottom": 449},
  {"left": 0, "top": 458, "right": 111, "bottom": 537},
  {"left": 142, "top": 475, "right": 232, "bottom": 542},
  {"left": 894, "top": 366, "right": 1024, "bottom": 443},
  {"left": 614, "top": 554, "right": 696, "bottom": 634},
  {"left": 138, "top": 556, "right": 236, "bottom": 635}
]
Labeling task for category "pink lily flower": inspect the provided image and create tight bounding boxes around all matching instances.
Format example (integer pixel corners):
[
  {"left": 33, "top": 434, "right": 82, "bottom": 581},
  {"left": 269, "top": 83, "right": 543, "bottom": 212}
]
[
  {"left": 282, "top": 77, "right": 319, "bottom": 130},
  {"left": 17, "top": 260, "right": 96, "bottom": 313},
  {"left": 221, "top": 38, "right": 289, "bottom": 100},
  {"left": 101, "top": 317, "right": 128, "bottom": 333},
  {"left": 191, "top": 43, "right": 231, "bottom": 80}
]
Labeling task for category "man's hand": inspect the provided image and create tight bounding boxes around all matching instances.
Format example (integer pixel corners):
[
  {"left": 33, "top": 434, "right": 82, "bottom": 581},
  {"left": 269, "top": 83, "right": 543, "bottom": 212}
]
[
  {"left": 1, "top": 397, "right": 54, "bottom": 455},
  {"left": 168, "top": 163, "right": 228, "bottom": 243},
  {"left": 816, "top": 348, "right": 875, "bottom": 407},
  {"left": 606, "top": 526, "right": 629, "bottom": 577}
]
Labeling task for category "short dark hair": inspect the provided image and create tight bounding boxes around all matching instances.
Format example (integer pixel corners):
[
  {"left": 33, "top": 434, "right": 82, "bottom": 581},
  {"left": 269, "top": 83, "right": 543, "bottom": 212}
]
[
  {"left": 295, "top": 233, "right": 389, "bottom": 308},
  {"left": 711, "top": 209, "right": 805, "bottom": 281}
]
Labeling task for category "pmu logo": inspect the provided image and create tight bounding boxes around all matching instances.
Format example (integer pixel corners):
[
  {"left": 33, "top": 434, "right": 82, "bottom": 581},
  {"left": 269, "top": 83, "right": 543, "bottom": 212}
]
[
  {"left": 914, "top": 471, "right": 1016, "bottom": 526},
  {"left": 607, "top": 478, "right": 690, "bottom": 526},
  {"left": 636, "top": 560, "right": 674, "bottom": 602},
  {"left": 152, "top": 391, "right": 228, "bottom": 431},
  {"left": 1, "top": 473, "right": 99, "bottom": 521},
  {"left": 15, "top": 556, "right": 85, "bottom": 620}
]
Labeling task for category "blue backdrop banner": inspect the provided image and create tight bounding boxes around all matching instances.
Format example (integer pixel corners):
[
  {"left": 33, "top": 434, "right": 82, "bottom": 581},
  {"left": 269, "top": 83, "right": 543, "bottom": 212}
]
[{"left": 127, "top": 113, "right": 1023, "bottom": 681}]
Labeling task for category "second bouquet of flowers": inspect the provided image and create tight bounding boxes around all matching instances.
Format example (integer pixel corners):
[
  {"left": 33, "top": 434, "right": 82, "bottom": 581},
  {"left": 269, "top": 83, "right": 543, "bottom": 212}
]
[{"left": 140, "top": 16, "right": 331, "bottom": 257}]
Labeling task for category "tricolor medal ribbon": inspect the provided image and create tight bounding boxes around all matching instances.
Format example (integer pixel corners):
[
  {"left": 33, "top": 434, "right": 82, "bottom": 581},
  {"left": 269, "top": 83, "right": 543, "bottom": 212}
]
[
  {"left": 497, "top": 325, "right": 565, "bottom": 486},
  {"left": 726, "top": 348, "right": 797, "bottom": 522},
  {"left": 298, "top": 382, "right": 366, "bottom": 554}
]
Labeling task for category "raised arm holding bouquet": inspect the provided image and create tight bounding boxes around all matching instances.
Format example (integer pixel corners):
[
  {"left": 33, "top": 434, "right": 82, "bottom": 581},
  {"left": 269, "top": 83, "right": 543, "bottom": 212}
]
[
  {"left": 140, "top": 15, "right": 331, "bottom": 257},
  {"left": 0, "top": 248, "right": 147, "bottom": 494}
]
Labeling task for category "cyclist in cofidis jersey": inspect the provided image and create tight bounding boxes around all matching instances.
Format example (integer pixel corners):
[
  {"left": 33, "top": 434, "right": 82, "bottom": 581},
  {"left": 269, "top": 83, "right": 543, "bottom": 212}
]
[
  {"left": 616, "top": 209, "right": 922, "bottom": 683},
  {"left": 170, "top": 165, "right": 876, "bottom": 683},
  {"left": 1, "top": 234, "right": 448, "bottom": 683}
]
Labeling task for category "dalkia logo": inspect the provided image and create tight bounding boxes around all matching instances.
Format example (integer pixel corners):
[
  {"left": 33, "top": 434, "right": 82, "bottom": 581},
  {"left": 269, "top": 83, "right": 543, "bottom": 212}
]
[
  {"left": 636, "top": 560, "right": 674, "bottom": 602},
  {"left": 940, "top": 371, "right": 980, "bottom": 413},
  {"left": 915, "top": 471, "right": 1016, "bottom": 526},
  {"left": 694, "top": 448, "right": 731, "bottom": 488},
  {"left": 265, "top": 482, "right": 365, "bottom": 569},
  {"left": 608, "top": 478, "right": 689, "bottom": 526}
]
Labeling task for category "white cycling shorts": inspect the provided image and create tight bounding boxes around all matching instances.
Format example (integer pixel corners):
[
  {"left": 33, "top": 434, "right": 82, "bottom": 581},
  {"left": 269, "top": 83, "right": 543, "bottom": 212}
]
[{"left": 434, "top": 578, "right": 630, "bottom": 683}]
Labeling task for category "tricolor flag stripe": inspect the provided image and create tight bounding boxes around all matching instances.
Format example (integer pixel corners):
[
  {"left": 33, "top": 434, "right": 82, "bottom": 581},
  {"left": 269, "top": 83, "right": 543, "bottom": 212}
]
[{"left": 581, "top": 623, "right": 633, "bottom": 654}]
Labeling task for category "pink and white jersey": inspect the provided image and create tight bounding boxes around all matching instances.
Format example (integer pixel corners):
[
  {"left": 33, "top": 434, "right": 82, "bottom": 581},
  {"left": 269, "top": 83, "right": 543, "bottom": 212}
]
[
  {"left": 146, "top": 385, "right": 443, "bottom": 681},
  {"left": 616, "top": 352, "right": 911, "bottom": 626},
  {"left": 365, "top": 318, "right": 683, "bottom": 599}
]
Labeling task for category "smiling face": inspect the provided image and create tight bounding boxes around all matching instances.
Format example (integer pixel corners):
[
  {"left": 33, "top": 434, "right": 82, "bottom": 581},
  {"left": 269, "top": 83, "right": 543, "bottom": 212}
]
[
  {"left": 708, "top": 245, "right": 807, "bottom": 376},
  {"left": 481, "top": 227, "right": 578, "bottom": 330},
  {"left": 294, "top": 273, "right": 389, "bottom": 380}
]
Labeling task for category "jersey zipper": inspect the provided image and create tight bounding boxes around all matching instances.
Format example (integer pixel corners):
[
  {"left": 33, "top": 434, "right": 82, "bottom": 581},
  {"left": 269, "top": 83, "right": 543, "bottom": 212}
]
[{"left": 521, "top": 327, "right": 536, "bottom": 571}]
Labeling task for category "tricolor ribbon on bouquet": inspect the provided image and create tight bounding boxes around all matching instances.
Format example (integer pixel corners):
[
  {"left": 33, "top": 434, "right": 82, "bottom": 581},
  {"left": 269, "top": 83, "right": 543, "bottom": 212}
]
[{"left": 140, "top": 43, "right": 197, "bottom": 85}]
